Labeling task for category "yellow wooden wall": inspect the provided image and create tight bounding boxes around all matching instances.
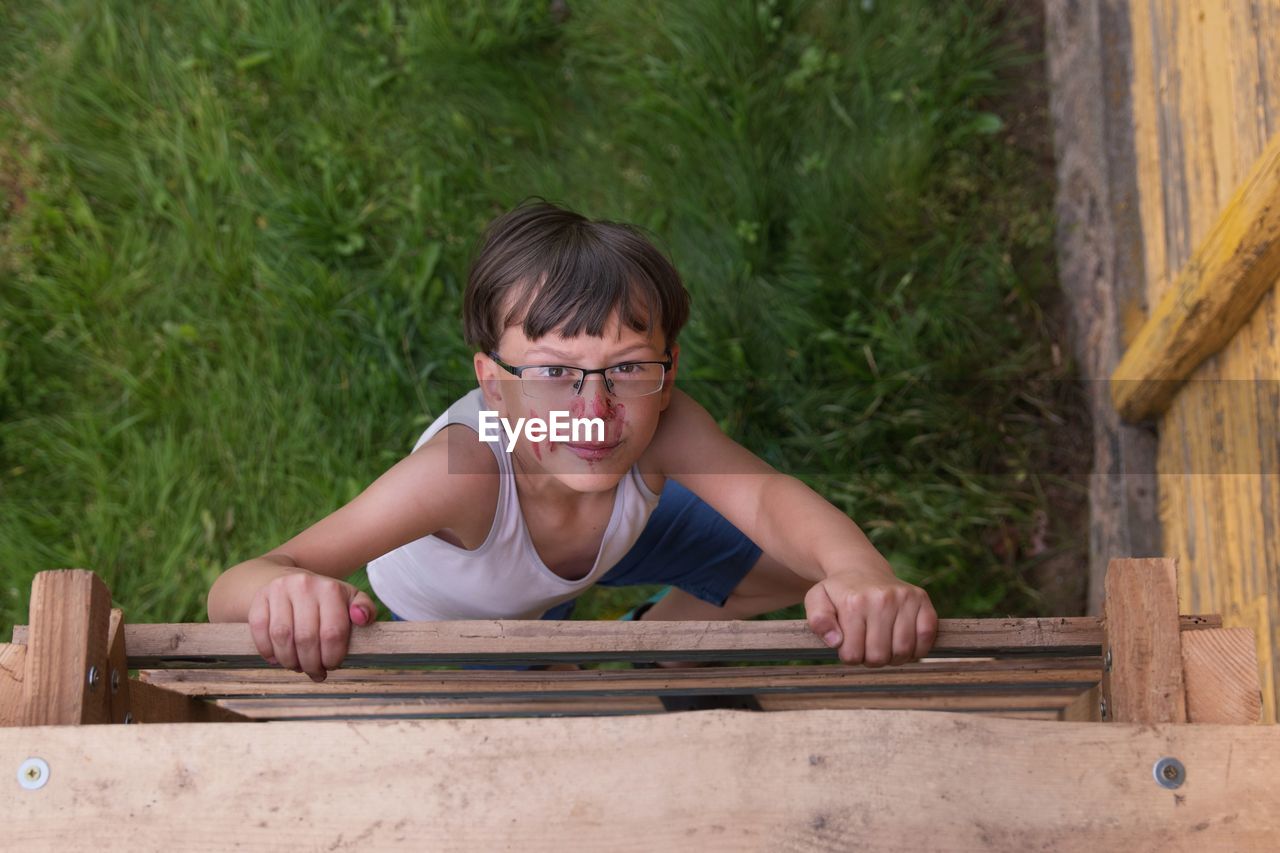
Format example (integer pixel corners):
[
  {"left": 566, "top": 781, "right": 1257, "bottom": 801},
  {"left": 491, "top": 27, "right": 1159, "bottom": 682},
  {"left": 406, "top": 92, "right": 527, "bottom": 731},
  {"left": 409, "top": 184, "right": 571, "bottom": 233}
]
[{"left": 1128, "top": 0, "right": 1280, "bottom": 723}]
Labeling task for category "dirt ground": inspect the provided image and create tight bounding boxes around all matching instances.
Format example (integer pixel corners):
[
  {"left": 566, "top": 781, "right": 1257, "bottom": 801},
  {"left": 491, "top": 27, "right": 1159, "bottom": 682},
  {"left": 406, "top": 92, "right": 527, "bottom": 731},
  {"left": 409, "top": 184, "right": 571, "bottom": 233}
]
[{"left": 986, "top": 2, "right": 1093, "bottom": 618}]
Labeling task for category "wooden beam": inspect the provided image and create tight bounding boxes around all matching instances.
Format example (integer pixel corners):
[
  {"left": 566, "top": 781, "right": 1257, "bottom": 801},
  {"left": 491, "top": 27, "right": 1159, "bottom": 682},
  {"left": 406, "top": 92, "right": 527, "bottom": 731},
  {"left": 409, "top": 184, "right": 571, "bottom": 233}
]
[
  {"left": 126, "top": 679, "right": 252, "bottom": 724},
  {"left": 21, "top": 569, "right": 113, "bottom": 726},
  {"left": 0, "top": 644, "right": 27, "bottom": 726},
  {"left": 1059, "top": 685, "right": 1102, "bottom": 722},
  {"left": 214, "top": 694, "right": 671, "bottom": 719},
  {"left": 752, "top": 693, "right": 1077, "bottom": 715},
  {"left": 136, "top": 658, "right": 1101, "bottom": 700},
  {"left": 216, "top": 699, "right": 1065, "bottom": 721},
  {"left": 212, "top": 691, "right": 1085, "bottom": 721},
  {"left": 1, "top": 710, "right": 1276, "bottom": 847},
  {"left": 1111, "top": 128, "right": 1280, "bottom": 422},
  {"left": 9, "top": 615, "right": 1225, "bottom": 668},
  {"left": 1100, "top": 557, "right": 1188, "bottom": 723},
  {"left": 105, "top": 609, "right": 132, "bottom": 725},
  {"left": 1181, "top": 627, "right": 1264, "bottom": 724},
  {"left": 141, "top": 660, "right": 1100, "bottom": 721}
]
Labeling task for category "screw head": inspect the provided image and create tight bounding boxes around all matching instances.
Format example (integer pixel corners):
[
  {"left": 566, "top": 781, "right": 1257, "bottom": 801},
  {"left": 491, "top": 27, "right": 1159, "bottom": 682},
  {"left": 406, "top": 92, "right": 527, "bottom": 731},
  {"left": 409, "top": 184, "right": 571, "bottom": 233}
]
[
  {"left": 1099, "top": 697, "right": 1108, "bottom": 719},
  {"left": 87, "top": 666, "right": 101, "bottom": 691},
  {"left": 1153, "top": 757, "right": 1185, "bottom": 789},
  {"left": 17, "top": 758, "right": 49, "bottom": 791},
  {"left": 1103, "top": 648, "right": 1112, "bottom": 672},
  {"left": 123, "top": 712, "right": 134, "bottom": 725},
  {"left": 111, "top": 669, "right": 120, "bottom": 694}
]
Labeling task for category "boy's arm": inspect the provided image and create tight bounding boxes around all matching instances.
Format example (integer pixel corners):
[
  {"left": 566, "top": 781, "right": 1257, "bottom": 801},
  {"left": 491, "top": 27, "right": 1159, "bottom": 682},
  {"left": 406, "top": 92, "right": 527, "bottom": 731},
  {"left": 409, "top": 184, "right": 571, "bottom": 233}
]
[
  {"left": 208, "top": 425, "right": 493, "bottom": 623},
  {"left": 206, "top": 425, "right": 499, "bottom": 681},
  {"left": 646, "top": 388, "right": 937, "bottom": 666}
]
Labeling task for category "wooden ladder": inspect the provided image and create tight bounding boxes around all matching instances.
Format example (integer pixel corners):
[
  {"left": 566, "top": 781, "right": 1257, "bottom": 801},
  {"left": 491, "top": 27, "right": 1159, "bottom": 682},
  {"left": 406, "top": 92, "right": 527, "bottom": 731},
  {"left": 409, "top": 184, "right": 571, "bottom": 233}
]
[{"left": 2, "top": 558, "right": 1276, "bottom": 849}]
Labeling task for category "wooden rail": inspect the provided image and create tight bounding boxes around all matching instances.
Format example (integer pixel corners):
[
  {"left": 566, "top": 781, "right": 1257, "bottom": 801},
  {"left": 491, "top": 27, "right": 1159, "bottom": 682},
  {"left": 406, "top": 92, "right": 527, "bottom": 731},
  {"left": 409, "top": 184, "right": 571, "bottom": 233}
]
[
  {"left": 3, "top": 707, "right": 1278, "bottom": 848},
  {"left": 9, "top": 613, "right": 1224, "bottom": 667},
  {"left": 1, "top": 560, "right": 1275, "bottom": 849}
]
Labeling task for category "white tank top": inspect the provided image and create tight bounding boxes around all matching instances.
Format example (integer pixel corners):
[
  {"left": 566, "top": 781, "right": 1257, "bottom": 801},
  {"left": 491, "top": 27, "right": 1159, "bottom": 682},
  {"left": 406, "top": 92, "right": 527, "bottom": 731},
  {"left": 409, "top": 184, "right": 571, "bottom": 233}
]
[{"left": 366, "top": 386, "right": 663, "bottom": 620}]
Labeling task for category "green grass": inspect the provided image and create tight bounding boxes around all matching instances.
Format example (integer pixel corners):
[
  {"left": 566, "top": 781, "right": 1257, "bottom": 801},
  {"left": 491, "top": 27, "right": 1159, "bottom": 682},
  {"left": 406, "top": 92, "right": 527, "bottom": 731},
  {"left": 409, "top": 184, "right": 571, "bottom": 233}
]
[{"left": 0, "top": 0, "right": 1077, "bottom": 632}]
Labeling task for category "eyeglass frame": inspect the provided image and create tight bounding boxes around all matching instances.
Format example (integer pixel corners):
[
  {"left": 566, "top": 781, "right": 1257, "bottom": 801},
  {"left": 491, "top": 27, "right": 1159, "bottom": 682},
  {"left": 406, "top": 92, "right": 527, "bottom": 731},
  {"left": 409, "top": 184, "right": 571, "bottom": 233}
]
[{"left": 486, "top": 348, "right": 674, "bottom": 398}]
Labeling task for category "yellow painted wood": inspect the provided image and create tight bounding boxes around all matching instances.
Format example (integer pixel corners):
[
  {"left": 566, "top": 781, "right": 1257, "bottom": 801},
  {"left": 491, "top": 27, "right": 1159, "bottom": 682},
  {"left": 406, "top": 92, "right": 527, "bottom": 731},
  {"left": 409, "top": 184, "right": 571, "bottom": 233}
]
[
  {"left": 1129, "top": 0, "right": 1279, "bottom": 305},
  {"left": 1125, "top": 0, "right": 1280, "bottom": 723},
  {"left": 1110, "top": 128, "right": 1280, "bottom": 421},
  {"left": 1128, "top": 0, "right": 1168, "bottom": 293}
]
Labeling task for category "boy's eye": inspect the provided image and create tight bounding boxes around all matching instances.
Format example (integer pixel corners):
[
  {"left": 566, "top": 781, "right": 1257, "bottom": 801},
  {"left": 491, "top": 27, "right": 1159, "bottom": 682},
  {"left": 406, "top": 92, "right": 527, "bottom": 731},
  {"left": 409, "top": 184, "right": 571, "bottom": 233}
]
[
  {"left": 532, "top": 366, "right": 568, "bottom": 379},
  {"left": 611, "top": 363, "right": 637, "bottom": 375}
]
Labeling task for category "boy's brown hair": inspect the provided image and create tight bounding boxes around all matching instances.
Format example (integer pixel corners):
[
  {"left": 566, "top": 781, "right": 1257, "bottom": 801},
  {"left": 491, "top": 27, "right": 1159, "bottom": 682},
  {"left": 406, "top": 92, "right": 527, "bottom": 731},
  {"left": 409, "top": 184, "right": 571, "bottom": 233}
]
[{"left": 462, "top": 198, "right": 691, "bottom": 354}]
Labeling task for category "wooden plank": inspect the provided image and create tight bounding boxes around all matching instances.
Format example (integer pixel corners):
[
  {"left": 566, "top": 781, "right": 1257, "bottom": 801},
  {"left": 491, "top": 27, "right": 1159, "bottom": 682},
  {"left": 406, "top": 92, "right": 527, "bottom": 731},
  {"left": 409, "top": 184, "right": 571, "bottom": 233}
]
[
  {"left": 21, "top": 569, "right": 112, "bottom": 726},
  {"left": 1238, "top": 594, "right": 1277, "bottom": 725},
  {"left": 1254, "top": 0, "right": 1280, "bottom": 718},
  {"left": 1264, "top": 0, "right": 1280, "bottom": 139},
  {"left": 144, "top": 659, "right": 1099, "bottom": 722},
  {"left": 1223, "top": 0, "right": 1271, "bottom": 185},
  {"left": 1156, "top": 376, "right": 1279, "bottom": 727},
  {"left": 1111, "top": 128, "right": 1280, "bottom": 422},
  {"left": 1, "top": 710, "right": 1277, "bottom": 849},
  {"left": 137, "top": 659, "right": 1102, "bottom": 700},
  {"left": 1181, "top": 627, "right": 1264, "bottom": 724},
  {"left": 1129, "top": 0, "right": 1173, "bottom": 296},
  {"left": 753, "top": 693, "right": 1078, "bottom": 714},
  {"left": 216, "top": 695, "right": 669, "bottom": 719},
  {"left": 1058, "top": 684, "right": 1102, "bottom": 722},
  {"left": 1150, "top": 0, "right": 1194, "bottom": 286},
  {"left": 213, "top": 691, "right": 1084, "bottom": 721},
  {"left": 0, "top": 644, "right": 27, "bottom": 726},
  {"left": 1101, "top": 557, "right": 1188, "bottom": 723},
  {"left": 105, "top": 609, "right": 132, "bottom": 725},
  {"left": 966, "top": 710, "right": 1064, "bottom": 721},
  {"left": 1176, "top": 0, "right": 1216, "bottom": 254},
  {"left": 9, "top": 616, "right": 1225, "bottom": 668},
  {"left": 127, "top": 679, "right": 252, "bottom": 724}
]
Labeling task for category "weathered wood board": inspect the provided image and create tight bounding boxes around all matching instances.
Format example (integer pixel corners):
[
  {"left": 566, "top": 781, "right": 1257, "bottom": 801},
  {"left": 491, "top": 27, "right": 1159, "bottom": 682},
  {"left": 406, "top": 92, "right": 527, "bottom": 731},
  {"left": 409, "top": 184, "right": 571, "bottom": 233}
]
[
  {"left": 1125, "top": 0, "right": 1280, "bottom": 724},
  {"left": 1, "top": 710, "right": 1277, "bottom": 850}
]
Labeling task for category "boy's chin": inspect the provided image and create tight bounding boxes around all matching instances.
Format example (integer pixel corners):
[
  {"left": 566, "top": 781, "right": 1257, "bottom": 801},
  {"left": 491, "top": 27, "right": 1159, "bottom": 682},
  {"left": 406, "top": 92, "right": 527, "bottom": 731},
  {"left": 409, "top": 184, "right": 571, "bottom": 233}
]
[{"left": 548, "top": 468, "right": 628, "bottom": 493}]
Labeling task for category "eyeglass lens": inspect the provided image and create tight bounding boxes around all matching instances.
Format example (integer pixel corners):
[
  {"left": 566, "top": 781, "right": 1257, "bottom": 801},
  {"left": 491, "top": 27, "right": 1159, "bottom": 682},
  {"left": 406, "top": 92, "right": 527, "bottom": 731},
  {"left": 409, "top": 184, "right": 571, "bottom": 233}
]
[{"left": 522, "top": 364, "right": 665, "bottom": 398}]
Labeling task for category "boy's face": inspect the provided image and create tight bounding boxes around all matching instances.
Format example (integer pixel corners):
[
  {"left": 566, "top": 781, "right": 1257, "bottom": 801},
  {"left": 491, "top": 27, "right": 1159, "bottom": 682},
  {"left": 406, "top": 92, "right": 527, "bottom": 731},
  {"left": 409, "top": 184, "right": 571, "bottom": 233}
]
[{"left": 473, "top": 309, "right": 679, "bottom": 495}]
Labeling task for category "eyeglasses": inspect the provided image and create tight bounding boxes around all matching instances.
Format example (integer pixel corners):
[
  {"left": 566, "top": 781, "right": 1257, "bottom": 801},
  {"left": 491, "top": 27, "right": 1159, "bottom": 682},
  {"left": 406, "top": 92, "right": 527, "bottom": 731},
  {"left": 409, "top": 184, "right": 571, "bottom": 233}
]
[{"left": 487, "top": 349, "right": 673, "bottom": 399}]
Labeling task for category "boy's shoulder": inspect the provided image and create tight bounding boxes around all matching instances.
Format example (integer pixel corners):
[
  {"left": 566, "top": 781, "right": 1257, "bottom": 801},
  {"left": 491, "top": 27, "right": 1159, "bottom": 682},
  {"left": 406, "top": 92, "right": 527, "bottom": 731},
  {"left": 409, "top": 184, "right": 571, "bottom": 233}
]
[
  {"left": 414, "top": 422, "right": 501, "bottom": 483},
  {"left": 652, "top": 386, "right": 720, "bottom": 434},
  {"left": 407, "top": 423, "right": 500, "bottom": 548},
  {"left": 639, "top": 387, "right": 724, "bottom": 471}
]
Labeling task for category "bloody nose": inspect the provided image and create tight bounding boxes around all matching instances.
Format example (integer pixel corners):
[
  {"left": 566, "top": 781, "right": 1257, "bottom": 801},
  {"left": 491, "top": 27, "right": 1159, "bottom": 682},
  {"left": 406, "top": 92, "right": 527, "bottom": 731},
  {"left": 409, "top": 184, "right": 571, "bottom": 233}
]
[{"left": 575, "top": 375, "right": 615, "bottom": 419}]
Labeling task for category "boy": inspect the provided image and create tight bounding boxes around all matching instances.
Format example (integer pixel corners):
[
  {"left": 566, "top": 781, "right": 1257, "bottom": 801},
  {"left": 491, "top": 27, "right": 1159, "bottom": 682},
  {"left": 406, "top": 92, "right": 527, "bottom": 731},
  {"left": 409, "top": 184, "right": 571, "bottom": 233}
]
[{"left": 207, "top": 199, "right": 938, "bottom": 683}]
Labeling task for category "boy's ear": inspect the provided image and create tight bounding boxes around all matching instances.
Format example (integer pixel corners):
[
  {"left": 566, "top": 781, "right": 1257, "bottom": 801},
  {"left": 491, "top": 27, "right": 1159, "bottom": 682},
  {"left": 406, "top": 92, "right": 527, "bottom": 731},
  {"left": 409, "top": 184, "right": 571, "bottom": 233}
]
[
  {"left": 474, "top": 352, "right": 505, "bottom": 408},
  {"left": 659, "top": 342, "right": 680, "bottom": 411}
]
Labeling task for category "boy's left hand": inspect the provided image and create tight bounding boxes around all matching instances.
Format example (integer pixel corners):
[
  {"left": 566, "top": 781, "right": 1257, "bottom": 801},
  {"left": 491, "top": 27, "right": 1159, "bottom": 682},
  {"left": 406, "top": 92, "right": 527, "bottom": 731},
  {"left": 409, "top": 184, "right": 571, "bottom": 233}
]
[{"left": 805, "top": 571, "right": 938, "bottom": 666}]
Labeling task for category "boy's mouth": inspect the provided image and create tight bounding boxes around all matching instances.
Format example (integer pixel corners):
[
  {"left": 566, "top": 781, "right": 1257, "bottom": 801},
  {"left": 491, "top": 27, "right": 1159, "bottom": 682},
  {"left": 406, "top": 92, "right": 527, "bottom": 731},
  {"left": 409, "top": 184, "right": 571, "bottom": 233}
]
[{"left": 565, "top": 440, "right": 621, "bottom": 461}]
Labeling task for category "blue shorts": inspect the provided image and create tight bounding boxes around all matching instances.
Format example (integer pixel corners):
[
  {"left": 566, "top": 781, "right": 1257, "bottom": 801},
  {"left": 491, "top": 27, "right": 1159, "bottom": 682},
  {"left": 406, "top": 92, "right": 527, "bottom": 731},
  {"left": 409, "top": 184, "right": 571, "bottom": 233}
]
[{"left": 388, "top": 478, "right": 763, "bottom": 669}]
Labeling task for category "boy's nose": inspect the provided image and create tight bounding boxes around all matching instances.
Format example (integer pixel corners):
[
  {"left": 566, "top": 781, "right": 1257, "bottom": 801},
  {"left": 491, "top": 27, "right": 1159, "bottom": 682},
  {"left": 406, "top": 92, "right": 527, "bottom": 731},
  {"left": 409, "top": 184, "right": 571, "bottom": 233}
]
[{"left": 577, "top": 375, "right": 614, "bottom": 416}]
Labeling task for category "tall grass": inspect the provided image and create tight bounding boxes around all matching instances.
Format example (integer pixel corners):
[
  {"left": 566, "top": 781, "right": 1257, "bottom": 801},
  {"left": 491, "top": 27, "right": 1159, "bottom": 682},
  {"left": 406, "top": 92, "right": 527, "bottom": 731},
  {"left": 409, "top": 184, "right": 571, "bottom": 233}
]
[{"left": 0, "top": 0, "right": 1075, "bottom": 629}]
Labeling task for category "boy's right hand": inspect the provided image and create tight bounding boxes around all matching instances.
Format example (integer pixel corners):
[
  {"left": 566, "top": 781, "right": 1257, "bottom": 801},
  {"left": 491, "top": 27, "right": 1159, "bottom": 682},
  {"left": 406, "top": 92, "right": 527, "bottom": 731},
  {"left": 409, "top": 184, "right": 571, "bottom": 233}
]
[{"left": 247, "top": 569, "right": 377, "bottom": 683}]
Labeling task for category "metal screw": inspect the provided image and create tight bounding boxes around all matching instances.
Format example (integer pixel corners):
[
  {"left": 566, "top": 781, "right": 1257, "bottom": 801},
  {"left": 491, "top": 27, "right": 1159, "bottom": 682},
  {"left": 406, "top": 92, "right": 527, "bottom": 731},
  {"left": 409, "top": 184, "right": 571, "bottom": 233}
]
[
  {"left": 110, "top": 669, "right": 120, "bottom": 694},
  {"left": 87, "top": 666, "right": 101, "bottom": 691},
  {"left": 1153, "top": 757, "right": 1185, "bottom": 789},
  {"left": 1099, "top": 697, "right": 1108, "bottom": 719},
  {"left": 17, "top": 758, "right": 49, "bottom": 791},
  {"left": 123, "top": 712, "right": 134, "bottom": 725},
  {"left": 1103, "top": 648, "right": 1112, "bottom": 672}
]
